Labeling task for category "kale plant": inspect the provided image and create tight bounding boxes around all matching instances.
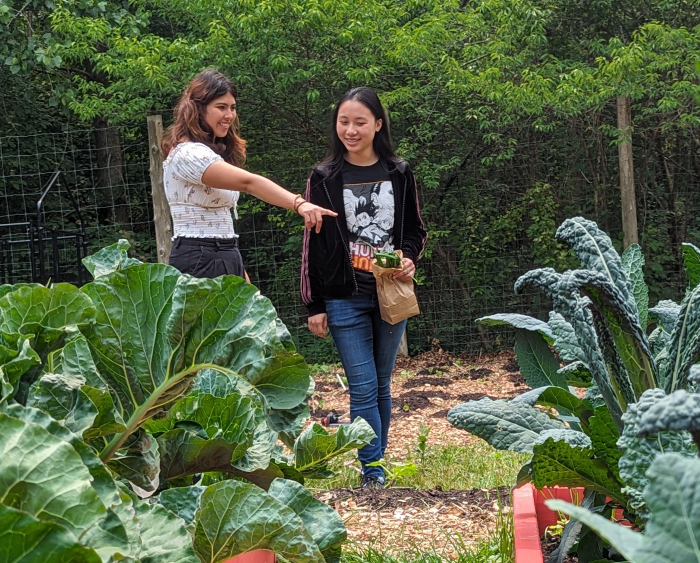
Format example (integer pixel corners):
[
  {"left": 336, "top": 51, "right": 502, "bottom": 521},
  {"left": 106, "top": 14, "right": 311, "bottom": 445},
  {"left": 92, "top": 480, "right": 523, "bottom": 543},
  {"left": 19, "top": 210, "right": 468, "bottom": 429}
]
[
  {"left": 447, "top": 217, "right": 700, "bottom": 561},
  {"left": 0, "top": 240, "right": 374, "bottom": 563}
]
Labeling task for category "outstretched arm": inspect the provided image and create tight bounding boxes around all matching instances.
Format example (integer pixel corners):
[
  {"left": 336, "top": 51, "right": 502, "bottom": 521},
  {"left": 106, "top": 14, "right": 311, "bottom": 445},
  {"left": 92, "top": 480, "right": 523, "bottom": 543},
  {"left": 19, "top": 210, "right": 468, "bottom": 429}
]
[{"left": 202, "top": 161, "right": 337, "bottom": 232}]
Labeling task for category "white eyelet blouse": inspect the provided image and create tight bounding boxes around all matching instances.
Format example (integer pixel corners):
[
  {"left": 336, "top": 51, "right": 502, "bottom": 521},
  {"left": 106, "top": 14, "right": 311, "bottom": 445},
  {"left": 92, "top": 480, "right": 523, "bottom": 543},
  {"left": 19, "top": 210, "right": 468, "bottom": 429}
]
[{"left": 163, "top": 142, "right": 240, "bottom": 239}]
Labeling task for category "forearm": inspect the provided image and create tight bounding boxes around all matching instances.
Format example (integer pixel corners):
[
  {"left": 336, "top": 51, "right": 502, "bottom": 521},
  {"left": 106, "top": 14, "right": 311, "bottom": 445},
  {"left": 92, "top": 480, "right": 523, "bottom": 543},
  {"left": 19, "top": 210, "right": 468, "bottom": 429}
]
[
  {"left": 243, "top": 173, "right": 298, "bottom": 209},
  {"left": 202, "top": 161, "right": 299, "bottom": 209}
]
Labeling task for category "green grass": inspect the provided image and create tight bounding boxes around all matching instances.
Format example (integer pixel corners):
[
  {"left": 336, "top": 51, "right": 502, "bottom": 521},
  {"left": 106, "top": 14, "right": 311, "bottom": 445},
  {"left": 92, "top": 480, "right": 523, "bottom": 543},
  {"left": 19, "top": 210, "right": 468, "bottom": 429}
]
[{"left": 307, "top": 441, "right": 528, "bottom": 492}]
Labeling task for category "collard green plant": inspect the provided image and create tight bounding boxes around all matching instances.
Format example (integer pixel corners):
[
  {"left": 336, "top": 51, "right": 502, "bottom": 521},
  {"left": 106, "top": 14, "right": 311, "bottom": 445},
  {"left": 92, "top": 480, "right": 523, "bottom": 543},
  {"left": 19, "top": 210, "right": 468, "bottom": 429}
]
[
  {"left": 449, "top": 217, "right": 700, "bottom": 559},
  {"left": 0, "top": 241, "right": 373, "bottom": 562}
]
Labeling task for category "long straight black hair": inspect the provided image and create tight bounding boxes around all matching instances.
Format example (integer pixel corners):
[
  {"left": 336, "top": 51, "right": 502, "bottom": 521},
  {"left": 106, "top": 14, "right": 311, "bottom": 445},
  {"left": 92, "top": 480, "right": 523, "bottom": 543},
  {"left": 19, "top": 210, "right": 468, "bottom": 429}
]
[{"left": 319, "top": 87, "right": 401, "bottom": 178}]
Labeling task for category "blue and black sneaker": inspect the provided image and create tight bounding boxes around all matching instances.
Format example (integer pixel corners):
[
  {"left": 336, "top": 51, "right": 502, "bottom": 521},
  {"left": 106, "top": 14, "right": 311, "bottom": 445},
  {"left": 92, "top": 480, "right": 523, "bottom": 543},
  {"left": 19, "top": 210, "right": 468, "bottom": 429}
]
[{"left": 360, "top": 474, "right": 384, "bottom": 490}]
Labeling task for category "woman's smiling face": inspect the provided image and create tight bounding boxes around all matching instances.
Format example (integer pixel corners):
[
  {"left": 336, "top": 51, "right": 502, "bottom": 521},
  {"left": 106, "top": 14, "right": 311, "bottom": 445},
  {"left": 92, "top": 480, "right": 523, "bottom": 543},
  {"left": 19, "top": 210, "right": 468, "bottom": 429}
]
[
  {"left": 204, "top": 93, "right": 237, "bottom": 138},
  {"left": 336, "top": 99, "right": 382, "bottom": 157}
]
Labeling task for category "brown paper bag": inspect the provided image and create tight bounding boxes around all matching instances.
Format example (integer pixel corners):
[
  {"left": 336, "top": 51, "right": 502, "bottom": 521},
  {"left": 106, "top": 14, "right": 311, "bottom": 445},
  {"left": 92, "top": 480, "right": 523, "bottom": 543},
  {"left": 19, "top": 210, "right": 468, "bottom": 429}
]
[{"left": 371, "top": 250, "right": 420, "bottom": 325}]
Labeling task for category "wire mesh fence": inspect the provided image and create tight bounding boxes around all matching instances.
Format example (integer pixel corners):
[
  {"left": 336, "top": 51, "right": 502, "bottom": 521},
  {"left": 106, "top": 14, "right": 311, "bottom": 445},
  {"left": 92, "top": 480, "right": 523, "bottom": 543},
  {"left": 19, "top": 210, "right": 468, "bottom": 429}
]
[{"left": 1, "top": 118, "right": 699, "bottom": 363}]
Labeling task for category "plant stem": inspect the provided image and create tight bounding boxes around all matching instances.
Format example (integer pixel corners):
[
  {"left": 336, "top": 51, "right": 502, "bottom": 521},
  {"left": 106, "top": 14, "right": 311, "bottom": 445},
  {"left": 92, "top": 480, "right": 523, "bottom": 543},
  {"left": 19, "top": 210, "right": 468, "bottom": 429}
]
[{"left": 99, "top": 363, "right": 239, "bottom": 463}]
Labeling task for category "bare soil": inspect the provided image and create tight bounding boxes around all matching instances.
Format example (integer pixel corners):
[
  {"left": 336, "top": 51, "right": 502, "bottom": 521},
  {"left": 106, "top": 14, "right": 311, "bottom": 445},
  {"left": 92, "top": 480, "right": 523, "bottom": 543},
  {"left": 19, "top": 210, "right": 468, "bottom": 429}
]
[
  {"left": 542, "top": 534, "right": 579, "bottom": 562},
  {"left": 309, "top": 348, "right": 528, "bottom": 556}
]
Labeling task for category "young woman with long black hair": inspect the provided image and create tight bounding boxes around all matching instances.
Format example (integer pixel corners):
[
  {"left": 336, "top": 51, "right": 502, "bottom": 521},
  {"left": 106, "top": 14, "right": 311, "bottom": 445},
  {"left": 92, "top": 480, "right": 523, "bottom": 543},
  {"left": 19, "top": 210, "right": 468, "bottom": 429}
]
[
  {"left": 162, "top": 68, "right": 336, "bottom": 279},
  {"left": 301, "top": 88, "right": 426, "bottom": 488}
]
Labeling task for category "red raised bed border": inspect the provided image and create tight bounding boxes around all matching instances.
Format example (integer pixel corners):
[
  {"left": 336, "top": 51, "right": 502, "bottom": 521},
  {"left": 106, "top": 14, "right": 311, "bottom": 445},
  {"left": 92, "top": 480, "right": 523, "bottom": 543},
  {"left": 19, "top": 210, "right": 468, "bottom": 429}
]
[
  {"left": 222, "top": 551, "right": 276, "bottom": 563},
  {"left": 513, "top": 484, "right": 585, "bottom": 563}
]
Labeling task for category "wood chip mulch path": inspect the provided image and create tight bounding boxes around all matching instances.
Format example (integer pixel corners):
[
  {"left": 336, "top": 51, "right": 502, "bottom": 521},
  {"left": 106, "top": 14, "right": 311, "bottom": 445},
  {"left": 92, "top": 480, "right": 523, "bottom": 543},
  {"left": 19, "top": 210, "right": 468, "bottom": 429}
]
[{"left": 308, "top": 348, "right": 527, "bottom": 557}]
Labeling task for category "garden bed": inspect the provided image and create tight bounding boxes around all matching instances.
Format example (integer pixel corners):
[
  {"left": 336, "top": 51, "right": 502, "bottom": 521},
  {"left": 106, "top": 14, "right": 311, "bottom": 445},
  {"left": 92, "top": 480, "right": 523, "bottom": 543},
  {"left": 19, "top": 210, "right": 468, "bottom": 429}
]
[
  {"left": 309, "top": 348, "right": 527, "bottom": 458},
  {"left": 310, "top": 349, "right": 527, "bottom": 556},
  {"left": 513, "top": 484, "right": 584, "bottom": 563}
]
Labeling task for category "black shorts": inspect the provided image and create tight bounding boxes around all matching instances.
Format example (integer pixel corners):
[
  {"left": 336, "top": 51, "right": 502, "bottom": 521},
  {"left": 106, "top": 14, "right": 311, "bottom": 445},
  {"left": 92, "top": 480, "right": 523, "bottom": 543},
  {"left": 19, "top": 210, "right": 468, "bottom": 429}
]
[{"left": 168, "top": 237, "right": 245, "bottom": 279}]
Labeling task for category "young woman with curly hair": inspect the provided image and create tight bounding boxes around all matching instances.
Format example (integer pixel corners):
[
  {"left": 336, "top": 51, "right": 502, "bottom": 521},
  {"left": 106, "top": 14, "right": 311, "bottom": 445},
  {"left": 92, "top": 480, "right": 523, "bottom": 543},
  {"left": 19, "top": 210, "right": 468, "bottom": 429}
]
[{"left": 163, "top": 68, "right": 336, "bottom": 279}]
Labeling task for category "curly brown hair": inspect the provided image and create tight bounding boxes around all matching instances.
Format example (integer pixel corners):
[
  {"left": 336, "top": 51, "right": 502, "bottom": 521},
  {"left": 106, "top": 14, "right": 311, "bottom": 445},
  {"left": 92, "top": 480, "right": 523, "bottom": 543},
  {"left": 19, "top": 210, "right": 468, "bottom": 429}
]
[{"left": 162, "top": 69, "right": 246, "bottom": 166}]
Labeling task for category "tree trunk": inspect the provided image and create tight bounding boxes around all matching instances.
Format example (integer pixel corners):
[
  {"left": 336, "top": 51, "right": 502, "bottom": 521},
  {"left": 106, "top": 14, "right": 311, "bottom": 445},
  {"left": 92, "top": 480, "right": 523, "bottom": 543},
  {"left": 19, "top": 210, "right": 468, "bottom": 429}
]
[
  {"left": 93, "top": 116, "right": 131, "bottom": 231},
  {"left": 617, "top": 96, "right": 638, "bottom": 248},
  {"left": 147, "top": 115, "right": 172, "bottom": 263}
]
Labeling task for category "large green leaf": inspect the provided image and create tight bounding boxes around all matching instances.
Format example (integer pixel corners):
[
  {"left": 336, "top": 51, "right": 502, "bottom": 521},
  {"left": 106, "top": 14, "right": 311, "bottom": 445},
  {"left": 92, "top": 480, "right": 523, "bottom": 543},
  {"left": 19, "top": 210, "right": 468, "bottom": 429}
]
[
  {"left": 621, "top": 243, "right": 649, "bottom": 330},
  {"left": 555, "top": 217, "right": 633, "bottom": 299},
  {"left": 4, "top": 404, "right": 122, "bottom": 509},
  {"left": 0, "top": 283, "right": 41, "bottom": 300},
  {"left": 80, "top": 265, "right": 310, "bottom": 461},
  {"left": 660, "top": 281, "right": 700, "bottom": 392},
  {"left": 128, "top": 492, "right": 200, "bottom": 563},
  {"left": 636, "top": 389, "right": 700, "bottom": 438},
  {"left": 28, "top": 372, "right": 97, "bottom": 435},
  {"left": 0, "top": 284, "right": 96, "bottom": 401},
  {"left": 648, "top": 300, "right": 680, "bottom": 334},
  {"left": 27, "top": 372, "right": 126, "bottom": 439},
  {"left": 549, "top": 453, "right": 700, "bottom": 563},
  {"left": 476, "top": 313, "right": 554, "bottom": 342},
  {"left": 514, "top": 267, "right": 562, "bottom": 300},
  {"left": 149, "top": 387, "right": 263, "bottom": 481},
  {"left": 588, "top": 406, "right": 621, "bottom": 482},
  {"left": 516, "top": 269, "right": 624, "bottom": 430},
  {"left": 268, "top": 478, "right": 346, "bottom": 563},
  {"left": 80, "top": 507, "right": 133, "bottom": 561},
  {"left": 234, "top": 422, "right": 280, "bottom": 473},
  {"left": 534, "top": 428, "right": 591, "bottom": 448},
  {"left": 193, "top": 480, "right": 324, "bottom": 563},
  {"left": 170, "top": 391, "right": 262, "bottom": 444},
  {"left": 82, "top": 239, "right": 141, "bottom": 279},
  {"left": 0, "top": 337, "right": 41, "bottom": 393},
  {"left": 447, "top": 397, "right": 567, "bottom": 453},
  {"left": 158, "top": 427, "right": 249, "bottom": 481},
  {"left": 554, "top": 217, "right": 657, "bottom": 407},
  {"left": 647, "top": 326, "right": 670, "bottom": 363},
  {"left": 682, "top": 242, "right": 700, "bottom": 291},
  {"left": 0, "top": 284, "right": 96, "bottom": 351},
  {"left": 548, "top": 311, "right": 586, "bottom": 363},
  {"left": 267, "top": 378, "right": 314, "bottom": 440},
  {"left": 617, "top": 389, "right": 696, "bottom": 516},
  {"left": 157, "top": 424, "right": 285, "bottom": 489},
  {"left": 0, "top": 504, "right": 102, "bottom": 563},
  {"left": 159, "top": 486, "right": 207, "bottom": 525},
  {"left": 107, "top": 429, "right": 161, "bottom": 493},
  {"left": 293, "top": 419, "right": 376, "bottom": 476},
  {"left": 513, "top": 329, "right": 567, "bottom": 389},
  {"left": 558, "top": 360, "right": 592, "bottom": 387},
  {"left": 531, "top": 435, "right": 624, "bottom": 504},
  {"left": 0, "top": 414, "right": 107, "bottom": 537},
  {"left": 558, "top": 269, "right": 656, "bottom": 401},
  {"left": 513, "top": 385, "right": 593, "bottom": 431}
]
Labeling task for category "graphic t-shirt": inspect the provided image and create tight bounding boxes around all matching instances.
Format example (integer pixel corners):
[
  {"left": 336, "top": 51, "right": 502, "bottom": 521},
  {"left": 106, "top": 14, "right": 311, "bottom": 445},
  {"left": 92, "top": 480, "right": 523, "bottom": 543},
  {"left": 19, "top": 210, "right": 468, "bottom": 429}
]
[{"left": 342, "top": 159, "right": 395, "bottom": 294}]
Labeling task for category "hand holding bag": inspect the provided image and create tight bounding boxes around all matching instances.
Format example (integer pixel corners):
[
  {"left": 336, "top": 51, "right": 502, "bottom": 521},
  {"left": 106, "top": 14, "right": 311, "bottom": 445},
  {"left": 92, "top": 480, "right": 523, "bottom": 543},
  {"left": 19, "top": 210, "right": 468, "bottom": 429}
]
[{"left": 371, "top": 250, "right": 420, "bottom": 325}]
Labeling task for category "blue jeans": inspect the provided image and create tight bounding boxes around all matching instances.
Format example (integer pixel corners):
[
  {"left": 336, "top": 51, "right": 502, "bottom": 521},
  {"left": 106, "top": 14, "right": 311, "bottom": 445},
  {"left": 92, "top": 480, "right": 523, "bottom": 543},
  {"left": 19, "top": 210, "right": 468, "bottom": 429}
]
[{"left": 326, "top": 293, "right": 407, "bottom": 479}]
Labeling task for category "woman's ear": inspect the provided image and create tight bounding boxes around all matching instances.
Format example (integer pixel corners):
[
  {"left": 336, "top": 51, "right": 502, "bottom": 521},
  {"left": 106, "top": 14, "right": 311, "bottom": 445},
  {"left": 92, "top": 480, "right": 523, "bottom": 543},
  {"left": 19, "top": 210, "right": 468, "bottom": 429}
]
[{"left": 375, "top": 118, "right": 383, "bottom": 133}]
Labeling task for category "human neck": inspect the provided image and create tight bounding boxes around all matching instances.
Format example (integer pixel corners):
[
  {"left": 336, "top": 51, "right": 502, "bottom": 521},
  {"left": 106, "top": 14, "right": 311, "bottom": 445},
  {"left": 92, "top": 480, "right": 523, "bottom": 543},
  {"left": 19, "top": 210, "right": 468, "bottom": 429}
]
[{"left": 344, "top": 149, "right": 379, "bottom": 167}]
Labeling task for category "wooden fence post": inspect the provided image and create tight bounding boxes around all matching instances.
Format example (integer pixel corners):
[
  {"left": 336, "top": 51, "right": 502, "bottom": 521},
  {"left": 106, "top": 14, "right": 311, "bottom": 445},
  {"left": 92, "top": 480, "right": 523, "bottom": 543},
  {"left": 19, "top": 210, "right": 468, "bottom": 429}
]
[{"left": 147, "top": 115, "right": 172, "bottom": 263}]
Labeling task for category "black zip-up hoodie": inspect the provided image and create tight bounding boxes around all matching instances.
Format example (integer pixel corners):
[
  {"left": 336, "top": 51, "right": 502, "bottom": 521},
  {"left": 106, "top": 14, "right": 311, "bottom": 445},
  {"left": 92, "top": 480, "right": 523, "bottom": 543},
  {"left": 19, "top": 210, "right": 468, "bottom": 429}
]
[{"left": 300, "top": 160, "right": 427, "bottom": 316}]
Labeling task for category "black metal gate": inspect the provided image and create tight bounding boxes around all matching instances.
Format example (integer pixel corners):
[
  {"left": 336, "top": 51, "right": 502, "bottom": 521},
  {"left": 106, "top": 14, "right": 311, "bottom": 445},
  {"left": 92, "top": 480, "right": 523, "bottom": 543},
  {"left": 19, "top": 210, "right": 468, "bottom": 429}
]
[{"left": 0, "top": 171, "right": 89, "bottom": 286}]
